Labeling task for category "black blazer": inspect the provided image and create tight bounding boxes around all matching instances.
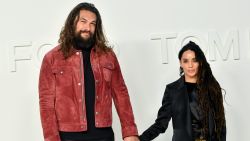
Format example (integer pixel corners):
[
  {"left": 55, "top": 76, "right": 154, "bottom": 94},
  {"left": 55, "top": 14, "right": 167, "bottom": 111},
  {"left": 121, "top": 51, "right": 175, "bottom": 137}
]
[{"left": 140, "top": 77, "right": 226, "bottom": 141}]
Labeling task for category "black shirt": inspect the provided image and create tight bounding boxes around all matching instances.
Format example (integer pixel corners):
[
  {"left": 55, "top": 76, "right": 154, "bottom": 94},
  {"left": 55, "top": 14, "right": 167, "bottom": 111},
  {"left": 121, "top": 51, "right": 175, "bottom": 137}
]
[{"left": 185, "top": 82, "right": 204, "bottom": 139}]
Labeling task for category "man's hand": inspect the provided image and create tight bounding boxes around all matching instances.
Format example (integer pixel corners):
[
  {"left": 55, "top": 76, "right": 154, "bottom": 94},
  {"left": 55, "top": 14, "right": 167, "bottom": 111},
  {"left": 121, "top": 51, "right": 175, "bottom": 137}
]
[{"left": 124, "top": 136, "right": 140, "bottom": 141}]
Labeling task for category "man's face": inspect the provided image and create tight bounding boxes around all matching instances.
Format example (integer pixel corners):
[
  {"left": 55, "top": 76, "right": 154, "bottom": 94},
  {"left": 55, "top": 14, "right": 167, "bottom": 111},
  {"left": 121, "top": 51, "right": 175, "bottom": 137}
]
[{"left": 74, "top": 10, "right": 97, "bottom": 41}]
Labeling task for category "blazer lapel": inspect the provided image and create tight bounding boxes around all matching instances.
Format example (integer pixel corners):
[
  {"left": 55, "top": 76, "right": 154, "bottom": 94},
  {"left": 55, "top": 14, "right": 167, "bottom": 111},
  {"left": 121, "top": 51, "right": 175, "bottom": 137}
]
[{"left": 176, "top": 77, "right": 193, "bottom": 139}]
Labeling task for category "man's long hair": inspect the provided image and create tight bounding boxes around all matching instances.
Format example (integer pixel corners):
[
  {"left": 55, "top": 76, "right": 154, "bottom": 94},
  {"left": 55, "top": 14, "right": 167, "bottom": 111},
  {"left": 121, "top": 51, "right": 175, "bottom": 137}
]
[
  {"left": 178, "top": 41, "right": 226, "bottom": 140},
  {"left": 58, "top": 2, "right": 111, "bottom": 58}
]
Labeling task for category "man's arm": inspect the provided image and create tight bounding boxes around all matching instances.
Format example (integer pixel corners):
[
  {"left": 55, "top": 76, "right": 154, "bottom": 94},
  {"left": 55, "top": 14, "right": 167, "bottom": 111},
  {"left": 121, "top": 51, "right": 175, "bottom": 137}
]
[
  {"left": 39, "top": 54, "right": 61, "bottom": 141},
  {"left": 124, "top": 136, "right": 140, "bottom": 141},
  {"left": 110, "top": 52, "right": 139, "bottom": 139}
]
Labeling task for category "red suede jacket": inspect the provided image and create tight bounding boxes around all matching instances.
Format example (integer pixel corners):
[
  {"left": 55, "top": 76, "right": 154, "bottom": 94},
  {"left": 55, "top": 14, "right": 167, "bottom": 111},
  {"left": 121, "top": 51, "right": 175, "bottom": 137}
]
[{"left": 39, "top": 45, "right": 138, "bottom": 141}]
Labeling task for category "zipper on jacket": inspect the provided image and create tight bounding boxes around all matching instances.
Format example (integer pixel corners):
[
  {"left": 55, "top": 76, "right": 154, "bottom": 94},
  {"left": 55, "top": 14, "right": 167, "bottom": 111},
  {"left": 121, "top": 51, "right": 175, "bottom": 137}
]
[
  {"left": 79, "top": 51, "right": 87, "bottom": 123},
  {"left": 90, "top": 49, "right": 100, "bottom": 126}
]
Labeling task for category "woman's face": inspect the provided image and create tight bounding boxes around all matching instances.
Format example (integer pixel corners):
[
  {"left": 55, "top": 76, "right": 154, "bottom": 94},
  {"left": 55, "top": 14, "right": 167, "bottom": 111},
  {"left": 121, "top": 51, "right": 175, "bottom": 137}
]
[{"left": 180, "top": 50, "right": 199, "bottom": 83}]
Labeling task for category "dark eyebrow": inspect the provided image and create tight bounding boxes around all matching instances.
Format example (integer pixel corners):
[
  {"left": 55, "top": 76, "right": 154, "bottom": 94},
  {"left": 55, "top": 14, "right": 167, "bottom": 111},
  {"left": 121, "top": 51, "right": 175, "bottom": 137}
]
[
  {"left": 79, "top": 17, "right": 87, "bottom": 21},
  {"left": 181, "top": 57, "right": 196, "bottom": 61},
  {"left": 79, "top": 17, "right": 96, "bottom": 23},
  {"left": 91, "top": 21, "right": 96, "bottom": 24},
  {"left": 181, "top": 58, "right": 189, "bottom": 61}
]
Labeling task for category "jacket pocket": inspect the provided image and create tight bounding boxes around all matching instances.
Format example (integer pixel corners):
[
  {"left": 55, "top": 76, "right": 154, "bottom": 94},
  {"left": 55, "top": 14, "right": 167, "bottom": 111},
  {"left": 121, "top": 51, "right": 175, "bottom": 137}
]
[
  {"left": 52, "top": 67, "right": 73, "bottom": 87},
  {"left": 102, "top": 63, "right": 114, "bottom": 82}
]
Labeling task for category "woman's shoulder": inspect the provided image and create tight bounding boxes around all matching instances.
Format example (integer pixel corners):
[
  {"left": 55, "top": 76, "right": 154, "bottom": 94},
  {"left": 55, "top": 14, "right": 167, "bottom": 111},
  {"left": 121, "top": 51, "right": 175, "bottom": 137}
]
[{"left": 166, "top": 77, "right": 184, "bottom": 89}]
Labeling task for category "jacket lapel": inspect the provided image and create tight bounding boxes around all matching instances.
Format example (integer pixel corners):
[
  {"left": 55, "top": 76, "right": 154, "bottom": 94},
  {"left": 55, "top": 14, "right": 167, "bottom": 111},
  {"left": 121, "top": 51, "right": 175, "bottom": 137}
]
[{"left": 176, "top": 77, "right": 193, "bottom": 139}]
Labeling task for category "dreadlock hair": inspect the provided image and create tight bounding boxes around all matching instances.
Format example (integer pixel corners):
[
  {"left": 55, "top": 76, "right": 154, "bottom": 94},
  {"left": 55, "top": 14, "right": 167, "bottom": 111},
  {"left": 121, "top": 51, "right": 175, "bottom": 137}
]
[
  {"left": 178, "top": 41, "right": 226, "bottom": 140},
  {"left": 58, "top": 2, "right": 111, "bottom": 58}
]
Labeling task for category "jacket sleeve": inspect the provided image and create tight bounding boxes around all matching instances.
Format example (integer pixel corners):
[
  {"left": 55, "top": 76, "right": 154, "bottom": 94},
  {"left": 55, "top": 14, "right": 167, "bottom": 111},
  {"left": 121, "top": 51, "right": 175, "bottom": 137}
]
[
  {"left": 110, "top": 52, "right": 138, "bottom": 138},
  {"left": 139, "top": 85, "right": 172, "bottom": 141},
  {"left": 39, "top": 54, "right": 61, "bottom": 141}
]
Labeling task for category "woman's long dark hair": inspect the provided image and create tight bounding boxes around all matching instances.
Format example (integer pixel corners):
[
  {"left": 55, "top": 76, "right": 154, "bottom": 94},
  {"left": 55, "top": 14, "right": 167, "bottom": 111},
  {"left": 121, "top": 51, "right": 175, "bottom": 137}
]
[
  {"left": 58, "top": 2, "right": 111, "bottom": 58},
  {"left": 178, "top": 41, "right": 226, "bottom": 140}
]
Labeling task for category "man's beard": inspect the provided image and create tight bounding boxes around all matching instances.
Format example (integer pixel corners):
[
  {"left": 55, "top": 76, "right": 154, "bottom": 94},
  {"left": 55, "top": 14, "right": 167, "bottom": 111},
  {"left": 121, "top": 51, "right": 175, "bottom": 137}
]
[{"left": 73, "top": 31, "right": 95, "bottom": 50}]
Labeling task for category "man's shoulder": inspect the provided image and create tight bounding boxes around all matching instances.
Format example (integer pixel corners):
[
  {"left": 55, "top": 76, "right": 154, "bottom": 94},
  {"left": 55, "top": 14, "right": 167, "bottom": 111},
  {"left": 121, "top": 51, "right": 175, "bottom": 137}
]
[
  {"left": 44, "top": 45, "right": 61, "bottom": 58},
  {"left": 42, "top": 45, "right": 63, "bottom": 63},
  {"left": 46, "top": 45, "right": 61, "bottom": 55},
  {"left": 97, "top": 48, "right": 116, "bottom": 59}
]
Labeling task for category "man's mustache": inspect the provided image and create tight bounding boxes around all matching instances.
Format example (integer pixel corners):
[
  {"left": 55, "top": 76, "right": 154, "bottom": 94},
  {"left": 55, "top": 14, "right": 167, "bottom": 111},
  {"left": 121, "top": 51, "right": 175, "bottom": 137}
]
[{"left": 80, "top": 30, "right": 91, "bottom": 34}]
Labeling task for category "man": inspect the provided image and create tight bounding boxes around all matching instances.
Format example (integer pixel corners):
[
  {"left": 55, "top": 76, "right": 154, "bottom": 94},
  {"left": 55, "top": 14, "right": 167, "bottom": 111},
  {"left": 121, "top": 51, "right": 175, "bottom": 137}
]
[{"left": 39, "top": 2, "right": 139, "bottom": 141}]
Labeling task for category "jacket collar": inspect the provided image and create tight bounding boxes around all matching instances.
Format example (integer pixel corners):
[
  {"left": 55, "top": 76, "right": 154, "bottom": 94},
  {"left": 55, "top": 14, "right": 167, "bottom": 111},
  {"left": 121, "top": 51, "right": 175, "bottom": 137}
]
[{"left": 176, "top": 75, "right": 186, "bottom": 90}]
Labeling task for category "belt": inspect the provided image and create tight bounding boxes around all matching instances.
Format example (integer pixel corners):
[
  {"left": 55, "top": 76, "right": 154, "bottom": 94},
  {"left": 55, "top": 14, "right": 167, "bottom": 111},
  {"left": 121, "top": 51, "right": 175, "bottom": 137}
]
[
  {"left": 195, "top": 139, "right": 206, "bottom": 141},
  {"left": 195, "top": 136, "right": 206, "bottom": 141}
]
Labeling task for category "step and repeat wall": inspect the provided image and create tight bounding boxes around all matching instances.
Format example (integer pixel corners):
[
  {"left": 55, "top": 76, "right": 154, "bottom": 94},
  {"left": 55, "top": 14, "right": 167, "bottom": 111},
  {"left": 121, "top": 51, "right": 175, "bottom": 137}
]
[{"left": 0, "top": 0, "right": 249, "bottom": 140}]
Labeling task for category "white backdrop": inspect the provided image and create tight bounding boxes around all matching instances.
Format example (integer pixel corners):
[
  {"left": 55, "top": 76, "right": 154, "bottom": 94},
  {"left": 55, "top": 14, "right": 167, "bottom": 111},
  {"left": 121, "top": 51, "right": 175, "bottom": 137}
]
[{"left": 0, "top": 0, "right": 250, "bottom": 141}]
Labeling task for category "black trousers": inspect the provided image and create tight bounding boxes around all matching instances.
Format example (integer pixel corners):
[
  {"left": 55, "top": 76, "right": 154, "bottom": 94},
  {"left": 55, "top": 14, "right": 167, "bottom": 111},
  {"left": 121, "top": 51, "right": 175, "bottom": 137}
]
[{"left": 61, "top": 136, "right": 114, "bottom": 141}]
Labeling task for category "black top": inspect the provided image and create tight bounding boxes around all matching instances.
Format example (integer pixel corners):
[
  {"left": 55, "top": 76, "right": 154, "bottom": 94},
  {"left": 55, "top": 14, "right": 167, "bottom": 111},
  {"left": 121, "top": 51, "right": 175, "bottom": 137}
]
[
  {"left": 185, "top": 82, "right": 204, "bottom": 140},
  {"left": 59, "top": 46, "right": 114, "bottom": 140}
]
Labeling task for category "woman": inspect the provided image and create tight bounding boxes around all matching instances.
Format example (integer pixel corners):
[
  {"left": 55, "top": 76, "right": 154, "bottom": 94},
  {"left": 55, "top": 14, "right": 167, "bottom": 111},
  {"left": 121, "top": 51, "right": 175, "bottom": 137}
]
[{"left": 139, "top": 41, "right": 226, "bottom": 141}]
